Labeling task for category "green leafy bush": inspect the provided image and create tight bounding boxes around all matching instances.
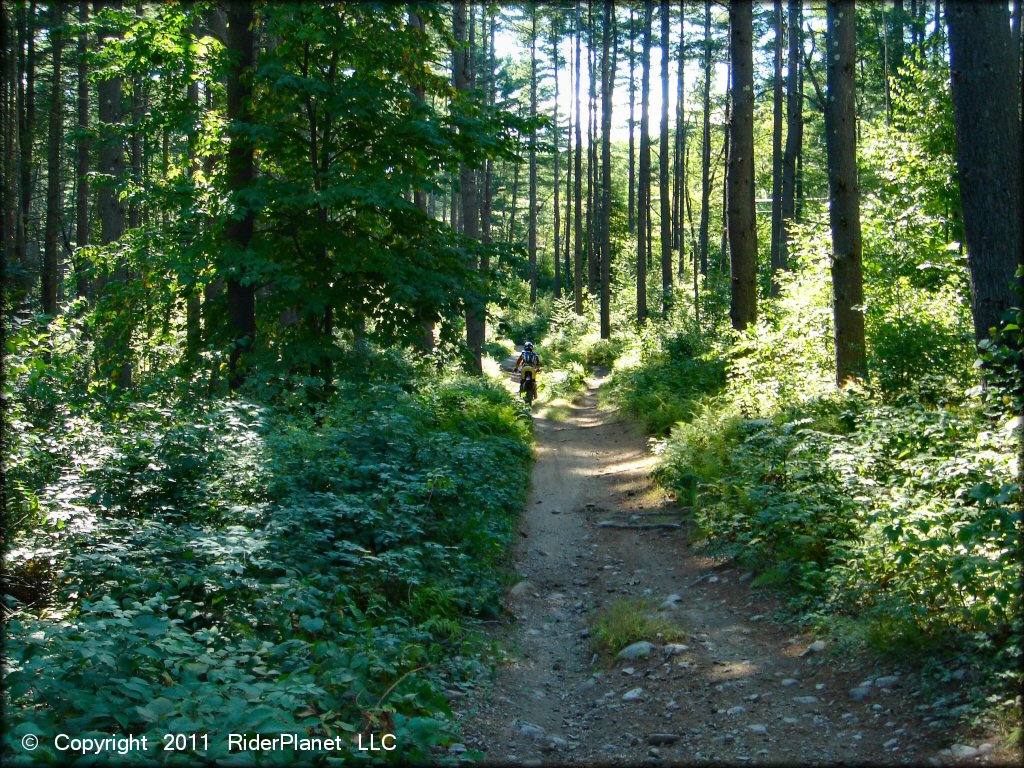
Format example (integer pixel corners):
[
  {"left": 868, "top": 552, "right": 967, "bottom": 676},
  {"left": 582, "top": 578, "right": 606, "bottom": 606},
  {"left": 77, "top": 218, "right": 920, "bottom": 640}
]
[{"left": 3, "top": 341, "right": 533, "bottom": 764}]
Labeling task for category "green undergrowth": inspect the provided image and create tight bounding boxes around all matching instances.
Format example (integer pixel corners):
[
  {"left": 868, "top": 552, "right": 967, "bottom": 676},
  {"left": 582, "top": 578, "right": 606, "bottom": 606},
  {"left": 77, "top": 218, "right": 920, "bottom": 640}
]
[
  {"left": 3, "top": 340, "right": 533, "bottom": 764},
  {"left": 608, "top": 322, "right": 729, "bottom": 435},
  {"left": 607, "top": 280, "right": 1022, "bottom": 735},
  {"left": 590, "top": 598, "right": 687, "bottom": 659}
]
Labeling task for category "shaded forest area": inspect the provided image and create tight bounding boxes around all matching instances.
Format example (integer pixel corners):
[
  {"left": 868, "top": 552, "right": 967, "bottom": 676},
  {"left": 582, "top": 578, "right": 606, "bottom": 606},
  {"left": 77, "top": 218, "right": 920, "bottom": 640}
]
[{"left": 2, "top": 0, "right": 1022, "bottom": 763}]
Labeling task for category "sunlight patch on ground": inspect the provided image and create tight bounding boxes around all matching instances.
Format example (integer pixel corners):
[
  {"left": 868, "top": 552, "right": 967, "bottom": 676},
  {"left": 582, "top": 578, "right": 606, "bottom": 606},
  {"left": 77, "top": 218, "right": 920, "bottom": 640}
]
[
  {"left": 707, "top": 659, "right": 760, "bottom": 683},
  {"left": 536, "top": 399, "right": 574, "bottom": 422}
]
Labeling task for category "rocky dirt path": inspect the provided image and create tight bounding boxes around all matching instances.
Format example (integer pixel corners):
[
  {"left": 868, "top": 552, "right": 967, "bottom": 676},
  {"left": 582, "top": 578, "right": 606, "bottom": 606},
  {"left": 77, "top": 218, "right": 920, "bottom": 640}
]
[{"left": 454, "top": 367, "right": 1008, "bottom": 766}]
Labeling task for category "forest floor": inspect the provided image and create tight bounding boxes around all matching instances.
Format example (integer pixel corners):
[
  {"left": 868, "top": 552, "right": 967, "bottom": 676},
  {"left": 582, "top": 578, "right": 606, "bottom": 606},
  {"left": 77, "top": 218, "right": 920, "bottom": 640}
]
[{"left": 455, "top": 363, "right": 1014, "bottom": 766}]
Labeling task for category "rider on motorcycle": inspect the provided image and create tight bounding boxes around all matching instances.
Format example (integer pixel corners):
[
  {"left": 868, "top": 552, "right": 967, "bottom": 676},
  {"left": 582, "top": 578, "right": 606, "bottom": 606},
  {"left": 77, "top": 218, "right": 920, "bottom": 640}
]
[{"left": 513, "top": 342, "right": 542, "bottom": 394}]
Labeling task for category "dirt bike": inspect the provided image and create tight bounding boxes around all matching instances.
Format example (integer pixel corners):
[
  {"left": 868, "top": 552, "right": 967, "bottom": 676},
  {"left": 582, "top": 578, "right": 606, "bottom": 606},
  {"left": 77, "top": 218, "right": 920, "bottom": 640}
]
[{"left": 518, "top": 364, "right": 539, "bottom": 405}]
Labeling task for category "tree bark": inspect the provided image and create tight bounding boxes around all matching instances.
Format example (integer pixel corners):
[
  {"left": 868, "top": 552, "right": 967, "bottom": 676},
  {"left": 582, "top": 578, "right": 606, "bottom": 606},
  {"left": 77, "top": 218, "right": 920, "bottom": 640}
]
[
  {"left": 42, "top": 2, "right": 63, "bottom": 317},
  {"left": 947, "top": 0, "right": 1024, "bottom": 345},
  {"left": 454, "top": 1, "right": 483, "bottom": 374},
  {"left": 16, "top": 1, "right": 37, "bottom": 297},
  {"left": 74, "top": 0, "right": 90, "bottom": 299},
  {"left": 224, "top": 0, "right": 257, "bottom": 390},
  {"left": 552, "top": 20, "right": 561, "bottom": 299},
  {"left": 638, "top": 1, "right": 652, "bottom": 324},
  {"left": 508, "top": 155, "right": 519, "bottom": 241},
  {"left": 573, "top": 0, "right": 584, "bottom": 314},
  {"left": 185, "top": 20, "right": 202, "bottom": 362},
  {"left": 480, "top": 6, "right": 495, "bottom": 349},
  {"left": 720, "top": 46, "right": 730, "bottom": 273},
  {"left": 674, "top": 0, "right": 686, "bottom": 265},
  {"left": 564, "top": 34, "right": 573, "bottom": 299},
  {"left": 96, "top": 0, "right": 131, "bottom": 388},
  {"left": 727, "top": 0, "right": 756, "bottom": 330},
  {"left": 698, "top": 0, "right": 711, "bottom": 276},
  {"left": 779, "top": 0, "right": 802, "bottom": 278},
  {"left": 528, "top": 5, "right": 538, "bottom": 304},
  {"left": 600, "top": 0, "right": 613, "bottom": 339},
  {"left": 628, "top": 7, "right": 636, "bottom": 235},
  {"left": 94, "top": 0, "right": 130, "bottom": 391},
  {"left": 587, "top": 1, "right": 598, "bottom": 296},
  {"left": 891, "top": 0, "right": 906, "bottom": 78},
  {"left": 769, "top": 0, "right": 784, "bottom": 297},
  {"left": 1, "top": 3, "right": 14, "bottom": 300},
  {"left": 659, "top": 0, "right": 672, "bottom": 315},
  {"left": 129, "top": 3, "right": 142, "bottom": 230},
  {"left": 825, "top": 0, "right": 867, "bottom": 384}
]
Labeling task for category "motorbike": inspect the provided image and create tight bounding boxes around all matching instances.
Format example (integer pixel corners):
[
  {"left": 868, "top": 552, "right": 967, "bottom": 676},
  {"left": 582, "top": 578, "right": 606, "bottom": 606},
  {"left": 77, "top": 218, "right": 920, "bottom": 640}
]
[{"left": 518, "top": 364, "right": 539, "bottom": 405}]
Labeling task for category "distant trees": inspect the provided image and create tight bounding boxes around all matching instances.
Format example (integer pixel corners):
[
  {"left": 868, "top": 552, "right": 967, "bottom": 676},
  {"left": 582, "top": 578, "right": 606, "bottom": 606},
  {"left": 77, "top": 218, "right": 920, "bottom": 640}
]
[{"left": 2, "top": 0, "right": 1019, "bottom": 399}]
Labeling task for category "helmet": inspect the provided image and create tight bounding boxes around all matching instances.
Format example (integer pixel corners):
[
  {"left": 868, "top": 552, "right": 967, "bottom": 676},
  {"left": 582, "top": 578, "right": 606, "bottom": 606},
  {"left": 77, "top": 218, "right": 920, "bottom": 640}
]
[{"left": 524, "top": 342, "right": 534, "bottom": 351}]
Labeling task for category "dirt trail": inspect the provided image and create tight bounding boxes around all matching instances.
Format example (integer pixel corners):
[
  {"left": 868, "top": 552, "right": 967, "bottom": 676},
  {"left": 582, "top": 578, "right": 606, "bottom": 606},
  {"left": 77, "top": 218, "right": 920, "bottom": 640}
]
[{"left": 455, "top": 367, "right": 1006, "bottom": 766}]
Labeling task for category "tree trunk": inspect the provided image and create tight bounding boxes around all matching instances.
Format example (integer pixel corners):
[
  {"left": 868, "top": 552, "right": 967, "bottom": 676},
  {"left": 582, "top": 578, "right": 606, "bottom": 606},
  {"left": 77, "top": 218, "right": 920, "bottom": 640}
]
[
  {"left": 947, "top": 0, "right": 1023, "bottom": 344},
  {"left": 891, "top": 0, "right": 906, "bottom": 78},
  {"left": 769, "top": 0, "right": 784, "bottom": 297},
  {"left": 96, "top": 0, "right": 131, "bottom": 388},
  {"left": 825, "top": 0, "right": 867, "bottom": 384},
  {"left": 129, "top": 4, "right": 142, "bottom": 230},
  {"left": 1, "top": 3, "right": 15, "bottom": 300},
  {"left": 1012, "top": 0, "right": 1023, "bottom": 137},
  {"left": 720, "top": 49, "right": 730, "bottom": 273},
  {"left": 698, "top": 0, "right": 711, "bottom": 277},
  {"left": 780, "top": 0, "right": 802, "bottom": 276},
  {"left": 638, "top": 0, "right": 652, "bottom": 323},
  {"left": 552, "top": 22, "right": 561, "bottom": 299},
  {"left": 600, "top": 0, "right": 613, "bottom": 339},
  {"left": 409, "top": 8, "right": 433, "bottom": 352},
  {"left": 659, "top": 0, "right": 672, "bottom": 315},
  {"left": 480, "top": 7, "right": 495, "bottom": 348},
  {"left": 16, "top": 1, "right": 37, "bottom": 298},
  {"left": 528, "top": 5, "right": 538, "bottom": 304},
  {"left": 42, "top": 2, "right": 63, "bottom": 317},
  {"left": 628, "top": 7, "right": 636, "bottom": 234},
  {"left": 185, "top": 48, "right": 201, "bottom": 361},
  {"left": 508, "top": 157, "right": 519, "bottom": 241},
  {"left": 74, "top": 0, "right": 90, "bottom": 299},
  {"left": 587, "top": 1, "right": 598, "bottom": 296},
  {"left": 224, "top": 0, "right": 257, "bottom": 390},
  {"left": 454, "top": 0, "right": 483, "bottom": 374},
  {"left": 796, "top": 49, "right": 805, "bottom": 220},
  {"left": 675, "top": 0, "right": 686, "bottom": 266},
  {"left": 564, "top": 36, "right": 574, "bottom": 299},
  {"left": 573, "top": 0, "right": 584, "bottom": 314},
  {"left": 727, "top": 0, "right": 756, "bottom": 330}
]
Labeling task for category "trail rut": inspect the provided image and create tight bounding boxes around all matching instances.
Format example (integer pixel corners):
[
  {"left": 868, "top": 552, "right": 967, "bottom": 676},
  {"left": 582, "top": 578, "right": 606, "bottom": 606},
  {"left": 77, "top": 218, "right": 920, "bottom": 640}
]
[{"left": 455, "top": 368, "right": 1006, "bottom": 766}]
